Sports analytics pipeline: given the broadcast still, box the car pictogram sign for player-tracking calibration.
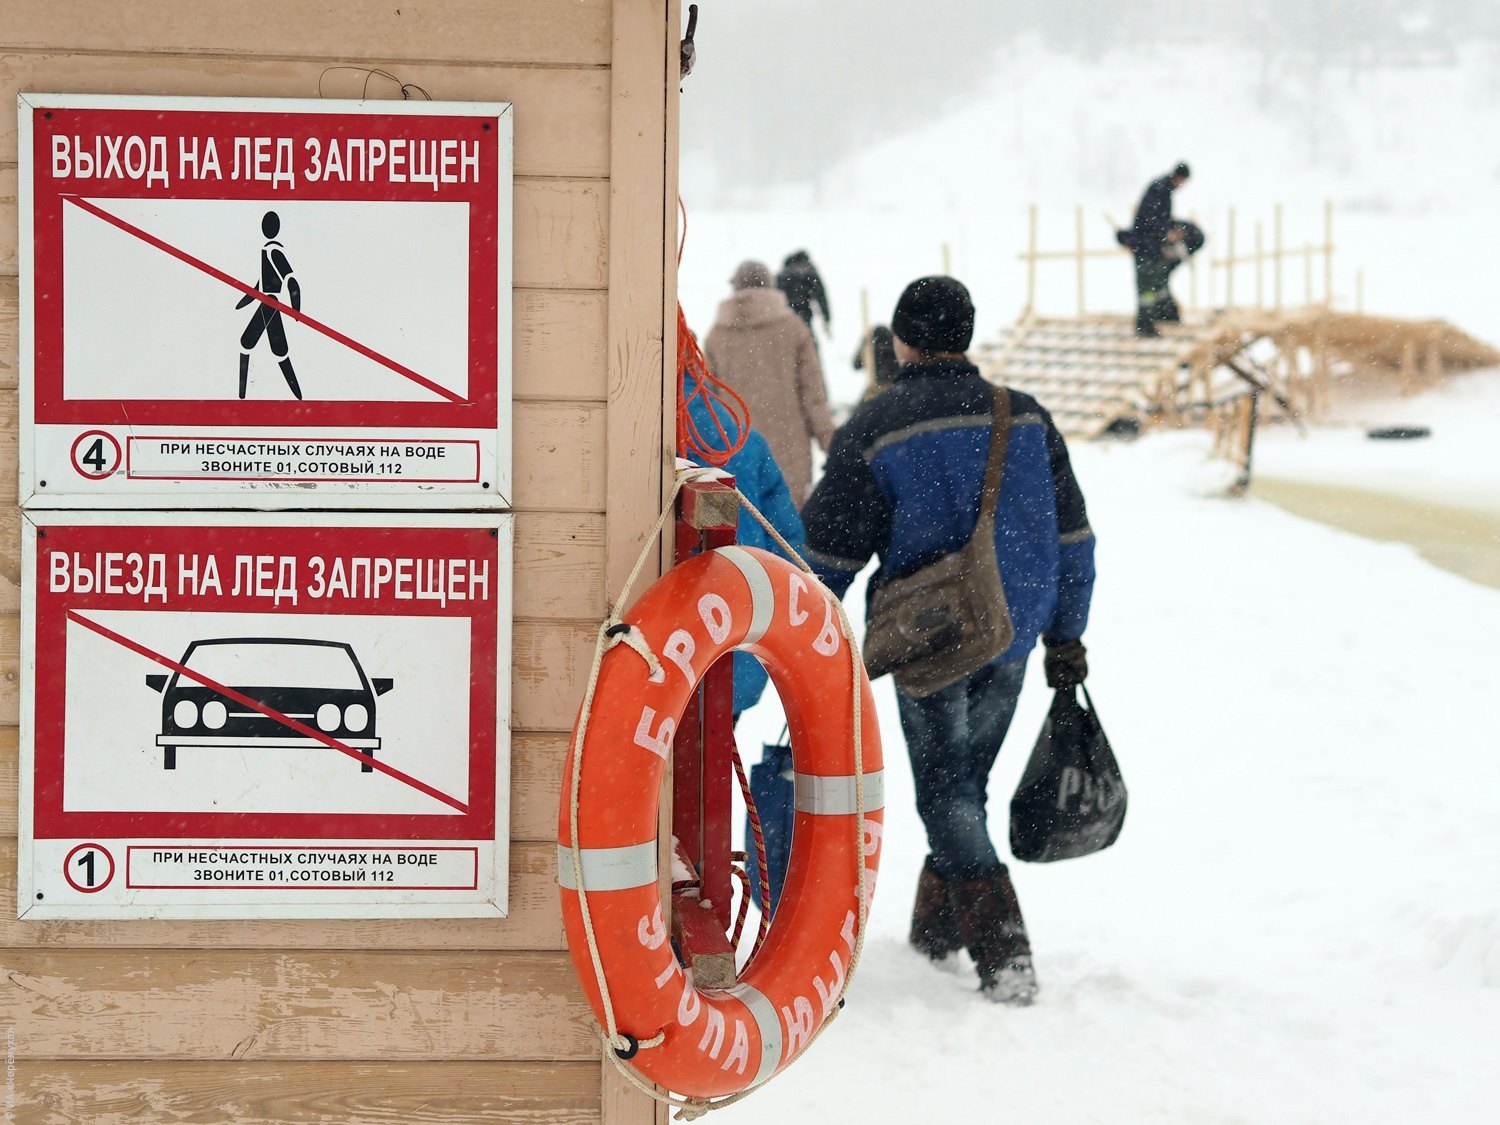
[20,511,512,919]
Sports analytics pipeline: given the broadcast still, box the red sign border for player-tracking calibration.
[26,514,506,843]
[22,95,509,432]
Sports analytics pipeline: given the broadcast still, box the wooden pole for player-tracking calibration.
[1323,198,1334,307]
[1255,221,1265,310]
[1075,204,1086,316]
[1304,242,1314,307]
[1226,206,1237,310]
[1024,203,1038,317]
[1273,202,1284,312]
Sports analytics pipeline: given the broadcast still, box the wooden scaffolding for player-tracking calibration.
[978,202,1500,489]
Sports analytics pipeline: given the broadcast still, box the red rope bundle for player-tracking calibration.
[677,303,751,467]
[675,197,750,467]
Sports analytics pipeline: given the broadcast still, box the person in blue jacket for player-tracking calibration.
[681,373,806,717]
[800,277,1096,1006]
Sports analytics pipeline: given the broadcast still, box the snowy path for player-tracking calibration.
[727,432,1500,1124]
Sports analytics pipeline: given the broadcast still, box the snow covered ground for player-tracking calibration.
[678,33,1500,1123]
[1255,369,1500,515]
[727,431,1500,1124]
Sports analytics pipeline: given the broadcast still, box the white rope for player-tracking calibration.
[565,463,873,1121]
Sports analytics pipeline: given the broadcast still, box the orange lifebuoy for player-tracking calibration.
[559,546,884,1098]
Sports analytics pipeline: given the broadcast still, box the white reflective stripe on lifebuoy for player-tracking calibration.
[794,770,886,815]
[714,545,774,645]
[556,842,658,891]
[725,982,784,1086]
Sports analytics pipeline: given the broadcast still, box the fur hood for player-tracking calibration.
[712,287,796,331]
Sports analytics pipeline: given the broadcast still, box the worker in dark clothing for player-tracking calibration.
[1118,163,1192,337]
[776,250,831,335]
[853,324,901,398]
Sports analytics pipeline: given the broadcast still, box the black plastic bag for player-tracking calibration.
[1010,685,1126,862]
[745,742,794,917]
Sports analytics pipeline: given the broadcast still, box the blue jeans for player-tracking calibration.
[896,658,1028,882]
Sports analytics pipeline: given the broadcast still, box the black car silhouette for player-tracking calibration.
[147,638,394,771]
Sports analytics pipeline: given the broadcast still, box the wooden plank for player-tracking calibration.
[603,0,671,602]
[18,1060,600,1125]
[603,3,674,1121]
[513,401,608,513]
[0,1,613,68]
[2,947,598,1060]
[515,290,609,402]
[0,838,568,950]
[0,728,567,845]
[0,176,608,290]
[511,619,596,732]
[0,506,15,614]
[0,282,608,400]
[0,277,14,389]
[0,613,592,732]
[0,53,610,178]
[514,512,606,621]
[511,732,568,843]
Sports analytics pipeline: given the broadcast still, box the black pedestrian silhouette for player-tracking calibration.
[236,211,303,399]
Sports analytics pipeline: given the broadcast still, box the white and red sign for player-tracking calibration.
[19,512,511,919]
[18,94,512,508]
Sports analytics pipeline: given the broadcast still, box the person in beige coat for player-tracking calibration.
[704,260,835,504]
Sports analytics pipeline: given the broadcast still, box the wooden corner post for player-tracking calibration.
[605,0,679,1121]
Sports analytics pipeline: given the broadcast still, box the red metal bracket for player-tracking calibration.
[670,476,739,975]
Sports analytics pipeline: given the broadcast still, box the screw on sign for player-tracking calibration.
[63,842,116,893]
[70,430,122,479]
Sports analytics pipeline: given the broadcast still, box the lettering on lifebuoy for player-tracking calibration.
[664,629,696,681]
[787,572,810,626]
[813,599,841,656]
[634,706,675,760]
[698,594,732,643]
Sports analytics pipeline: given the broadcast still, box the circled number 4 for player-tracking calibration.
[79,438,108,475]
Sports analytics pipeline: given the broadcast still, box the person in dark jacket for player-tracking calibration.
[776,250,831,335]
[853,324,901,398]
[802,277,1096,1005]
[1119,162,1191,336]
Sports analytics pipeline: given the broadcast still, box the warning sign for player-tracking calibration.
[18,93,512,509]
[19,511,511,919]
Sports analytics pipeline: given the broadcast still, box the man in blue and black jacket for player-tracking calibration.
[802,276,1096,1005]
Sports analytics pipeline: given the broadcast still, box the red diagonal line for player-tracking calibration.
[63,195,468,405]
[66,610,469,815]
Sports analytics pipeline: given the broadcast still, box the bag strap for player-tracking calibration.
[974,385,1012,533]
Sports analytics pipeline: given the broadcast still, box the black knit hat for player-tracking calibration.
[891,276,975,353]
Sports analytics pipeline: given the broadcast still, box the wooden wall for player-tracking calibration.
[0,1,678,1121]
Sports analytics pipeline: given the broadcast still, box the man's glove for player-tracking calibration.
[1044,640,1088,689]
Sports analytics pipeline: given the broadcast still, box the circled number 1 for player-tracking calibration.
[62,842,115,893]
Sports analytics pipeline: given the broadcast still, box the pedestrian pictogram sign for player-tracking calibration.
[19,511,512,919]
[17,93,513,509]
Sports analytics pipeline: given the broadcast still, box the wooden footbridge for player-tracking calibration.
[967,202,1500,487]
[974,308,1500,444]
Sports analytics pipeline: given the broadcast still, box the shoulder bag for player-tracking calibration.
[861,385,1016,697]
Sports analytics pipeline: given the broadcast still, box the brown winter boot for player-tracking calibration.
[909,856,962,963]
[952,864,1038,1005]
